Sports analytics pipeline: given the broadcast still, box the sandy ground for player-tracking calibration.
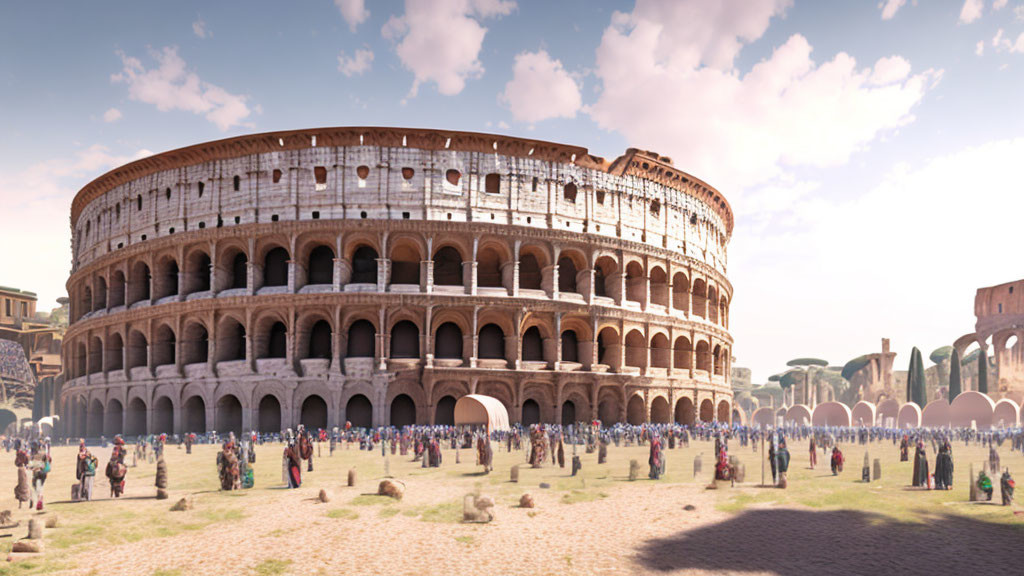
[0,438,1021,576]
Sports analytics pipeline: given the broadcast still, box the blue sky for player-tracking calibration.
[2,0,1023,382]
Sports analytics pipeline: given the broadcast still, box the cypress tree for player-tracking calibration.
[907,347,927,408]
[948,349,962,401]
[977,347,989,395]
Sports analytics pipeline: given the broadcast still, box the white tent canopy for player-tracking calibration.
[454,394,510,432]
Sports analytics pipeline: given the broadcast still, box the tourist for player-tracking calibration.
[476,433,493,473]
[776,438,791,488]
[283,439,302,488]
[933,441,954,490]
[76,445,97,501]
[977,469,994,501]
[106,437,128,498]
[809,437,817,469]
[830,445,844,476]
[988,445,1000,474]
[648,435,664,480]
[900,435,909,462]
[912,440,929,488]
[1000,469,1015,506]
[217,441,240,490]
[27,441,51,510]
[714,438,730,481]
[14,445,29,508]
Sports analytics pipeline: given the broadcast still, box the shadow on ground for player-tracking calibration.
[636,508,1024,575]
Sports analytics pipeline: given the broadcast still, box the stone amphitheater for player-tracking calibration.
[59,127,735,437]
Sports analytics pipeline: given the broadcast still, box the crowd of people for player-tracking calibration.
[6,420,1022,507]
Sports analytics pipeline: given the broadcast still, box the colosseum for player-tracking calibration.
[59,127,734,437]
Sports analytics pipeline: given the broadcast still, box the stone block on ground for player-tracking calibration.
[318,489,330,503]
[26,519,42,540]
[43,516,59,529]
[11,540,43,553]
[170,497,193,512]
[873,459,882,481]
[156,489,169,500]
[378,479,404,500]
[510,465,519,483]
[629,460,640,481]
[347,469,357,487]
[463,494,495,523]
[519,493,535,508]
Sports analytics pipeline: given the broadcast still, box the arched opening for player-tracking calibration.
[561,330,579,363]
[717,401,730,423]
[598,396,619,424]
[624,330,646,369]
[230,252,248,290]
[307,245,334,285]
[433,246,463,286]
[183,323,209,365]
[675,397,695,425]
[651,396,670,423]
[557,256,579,293]
[518,251,543,290]
[263,247,289,287]
[390,394,416,427]
[308,320,332,359]
[0,410,14,435]
[126,397,146,436]
[258,395,282,433]
[563,182,577,203]
[484,173,500,194]
[216,395,243,435]
[650,333,670,369]
[94,277,107,311]
[87,398,104,437]
[351,246,378,284]
[300,395,328,430]
[649,267,668,307]
[692,279,707,319]
[627,395,645,425]
[522,326,543,362]
[104,333,124,372]
[625,261,644,304]
[597,327,620,369]
[154,258,179,300]
[216,318,246,362]
[390,243,420,285]
[347,320,376,358]
[435,395,456,425]
[88,336,103,375]
[74,341,86,378]
[109,270,126,308]
[594,256,618,300]
[389,321,420,358]
[699,399,714,422]
[346,394,373,428]
[713,344,723,376]
[522,399,540,426]
[561,400,576,424]
[152,324,176,367]
[696,341,711,372]
[80,286,92,318]
[154,396,173,435]
[672,272,689,313]
[478,324,505,359]
[128,262,151,304]
[127,330,148,370]
[184,396,206,433]
[105,399,123,436]
[477,246,505,288]
[263,321,287,359]
[435,323,463,359]
[674,337,693,370]
[185,251,212,294]
[708,287,719,324]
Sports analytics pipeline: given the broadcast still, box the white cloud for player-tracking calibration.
[335,0,369,32]
[730,137,1024,381]
[993,0,1008,10]
[993,28,1024,52]
[192,17,211,38]
[501,50,581,123]
[976,39,985,55]
[382,0,516,97]
[588,0,938,193]
[959,0,983,23]
[111,47,253,131]
[0,145,152,310]
[102,107,122,122]
[1016,4,1024,19]
[337,48,374,76]
[879,0,906,20]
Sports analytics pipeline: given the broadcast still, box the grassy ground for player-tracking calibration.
[0,436,1018,575]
